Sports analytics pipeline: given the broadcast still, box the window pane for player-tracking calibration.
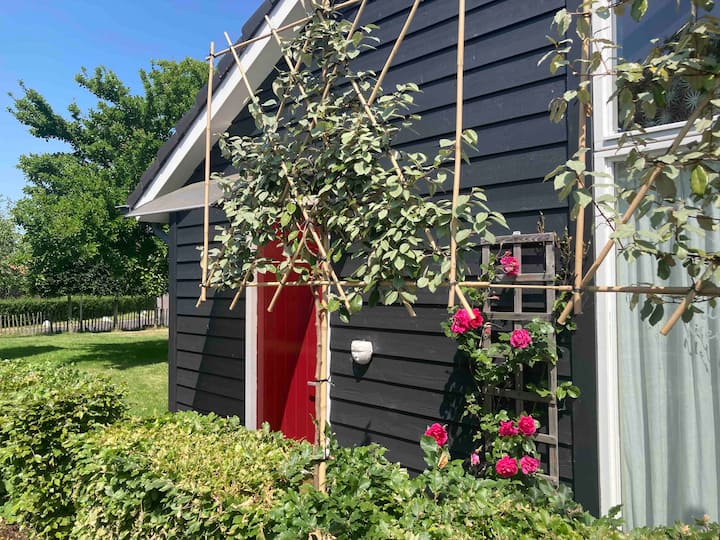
[615,1,720,128]
[615,165,720,528]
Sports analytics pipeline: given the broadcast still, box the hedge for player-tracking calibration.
[0,295,155,321]
[0,361,126,538]
[1,367,719,539]
[71,414,317,538]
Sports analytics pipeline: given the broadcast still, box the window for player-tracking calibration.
[616,1,720,128]
[592,2,720,529]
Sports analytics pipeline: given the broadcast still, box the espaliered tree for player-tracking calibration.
[9,59,206,297]
[206,10,505,317]
[544,0,720,329]
[202,3,503,490]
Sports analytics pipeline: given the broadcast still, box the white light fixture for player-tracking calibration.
[350,340,373,365]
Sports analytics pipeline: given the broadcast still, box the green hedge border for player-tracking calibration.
[0,296,155,321]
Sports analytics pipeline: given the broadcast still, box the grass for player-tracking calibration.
[0,329,168,417]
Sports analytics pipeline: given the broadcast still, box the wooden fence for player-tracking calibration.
[0,308,168,336]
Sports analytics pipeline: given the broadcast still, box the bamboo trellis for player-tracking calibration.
[193,0,720,490]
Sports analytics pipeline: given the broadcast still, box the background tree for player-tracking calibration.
[9,59,206,297]
[0,197,28,298]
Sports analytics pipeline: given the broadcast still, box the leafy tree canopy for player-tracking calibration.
[9,59,206,296]
[0,197,28,298]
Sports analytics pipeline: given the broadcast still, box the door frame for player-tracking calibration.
[244,282,258,429]
[243,275,331,432]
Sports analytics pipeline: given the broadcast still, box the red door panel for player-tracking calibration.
[256,241,316,441]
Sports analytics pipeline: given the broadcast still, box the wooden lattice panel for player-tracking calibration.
[481,232,560,483]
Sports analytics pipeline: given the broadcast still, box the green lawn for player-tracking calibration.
[0,329,168,417]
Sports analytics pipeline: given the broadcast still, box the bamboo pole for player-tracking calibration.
[557,87,719,324]
[367,0,422,106]
[268,224,309,312]
[448,0,467,312]
[660,265,715,335]
[314,234,331,494]
[229,265,256,311]
[210,0,364,59]
[229,279,720,297]
[198,42,215,306]
[571,0,591,316]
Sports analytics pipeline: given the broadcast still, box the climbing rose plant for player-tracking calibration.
[206,7,505,319]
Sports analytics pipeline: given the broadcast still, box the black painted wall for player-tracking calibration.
[163,0,599,514]
[169,207,246,418]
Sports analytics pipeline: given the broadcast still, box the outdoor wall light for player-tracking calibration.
[350,340,373,365]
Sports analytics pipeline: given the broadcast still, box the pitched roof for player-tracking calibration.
[127,0,302,214]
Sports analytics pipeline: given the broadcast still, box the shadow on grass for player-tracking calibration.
[0,346,61,361]
[58,339,168,371]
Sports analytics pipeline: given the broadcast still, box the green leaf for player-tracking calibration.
[349,293,363,313]
[691,165,708,196]
[384,290,399,305]
[631,0,648,21]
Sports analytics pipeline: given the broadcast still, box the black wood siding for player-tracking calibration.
[164,0,599,514]
[169,207,246,418]
[326,0,599,513]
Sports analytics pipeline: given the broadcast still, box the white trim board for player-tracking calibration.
[245,281,258,429]
[134,0,305,209]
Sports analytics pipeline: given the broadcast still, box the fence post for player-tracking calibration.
[113,297,119,331]
[67,295,72,333]
[78,296,84,333]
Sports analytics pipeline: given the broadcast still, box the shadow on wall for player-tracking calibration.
[441,349,476,458]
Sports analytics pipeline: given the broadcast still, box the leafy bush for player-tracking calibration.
[269,440,622,540]
[0,295,154,322]
[70,412,318,539]
[0,361,126,538]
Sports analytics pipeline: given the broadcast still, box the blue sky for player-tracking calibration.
[0,0,264,203]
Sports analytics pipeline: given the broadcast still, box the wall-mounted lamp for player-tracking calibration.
[350,340,373,365]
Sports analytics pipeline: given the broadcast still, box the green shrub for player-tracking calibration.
[0,295,155,322]
[0,361,126,538]
[70,412,318,539]
[268,441,623,540]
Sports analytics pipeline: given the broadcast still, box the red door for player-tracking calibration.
[256,242,317,441]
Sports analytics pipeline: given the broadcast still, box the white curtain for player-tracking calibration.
[616,171,720,528]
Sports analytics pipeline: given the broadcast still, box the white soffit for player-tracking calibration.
[126,179,223,223]
[134,0,304,209]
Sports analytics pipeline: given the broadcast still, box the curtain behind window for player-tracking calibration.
[616,169,720,528]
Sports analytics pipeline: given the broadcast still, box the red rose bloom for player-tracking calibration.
[498,420,519,437]
[509,328,532,349]
[450,308,483,334]
[495,455,518,478]
[520,455,540,475]
[424,423,448,446]
[470,452,480,466]
[500,251,520,276]
[517,415,536,437]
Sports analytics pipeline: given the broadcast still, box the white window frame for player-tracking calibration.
[590,7,704,516]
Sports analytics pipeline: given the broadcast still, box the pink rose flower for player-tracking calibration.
[520,455,540,475]
[470,452,480,466]
[500,251,520,276]
[498,420,519,437]
[509,328,532,349]
[495,455,518,478]
[424,423,448,447]
[450,308,484,334]
[517,415,537,437]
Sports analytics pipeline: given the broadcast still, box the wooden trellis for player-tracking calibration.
[191,0,720,491]
[481,233,560,483]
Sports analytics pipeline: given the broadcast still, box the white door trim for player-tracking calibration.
[244,282,258,429]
